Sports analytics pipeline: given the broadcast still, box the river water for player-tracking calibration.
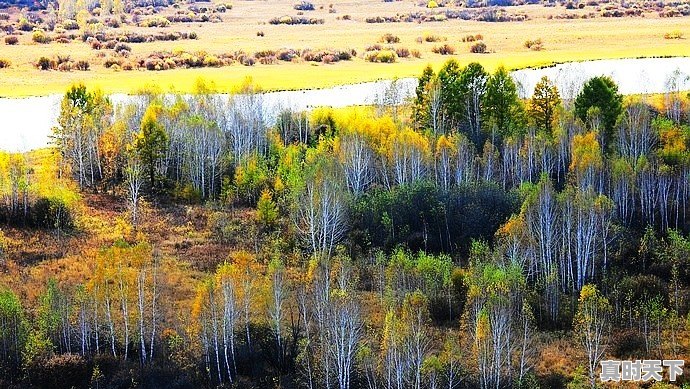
[1,57,689,152]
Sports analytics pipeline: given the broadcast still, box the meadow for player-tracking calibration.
[0,0,689,96]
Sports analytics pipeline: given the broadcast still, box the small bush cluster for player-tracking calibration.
[36,56,53,70]
[602,8,641,17]
[166,11,221,23]
[470,41,487,53]
[268,15,324,24]
[139,17,171,27]
[104,17,121,28]
[551,12,596,19]
[364,49,397,63]
[277,48,298,61]
[663,30,684,39]
[365,15,402,23]
[294,1,315,10]
[423,34,445,42]
[4,35,18,45]
[445,8,528,22]
[62,19,79,30]
[0,58,10,68]
[74,60,90,70]
[85,31,198,49]
[0,12,10,20]
[114,42,132,54]
[379,33,400,43]
[32,29,51,44]
[395,47,410,58]
[254,50,277,64]
[17,17,35,31]
[35,55,86,71]
[461,33,483,42]
[112,46,357,72]
[431,43,455,54]
[660,4,690,16]
[301,48,354,63]
[103,56,125,68]
[138,51,229,70]
[524,38,543,50]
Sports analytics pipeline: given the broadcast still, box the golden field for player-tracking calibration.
[0,0,689,96]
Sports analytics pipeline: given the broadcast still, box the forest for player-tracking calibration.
[0,60,689,388]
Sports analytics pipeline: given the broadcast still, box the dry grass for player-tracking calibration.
[0,0,689,96]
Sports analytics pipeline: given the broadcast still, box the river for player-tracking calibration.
[1,57,689,152]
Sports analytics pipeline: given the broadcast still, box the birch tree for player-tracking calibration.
[574,284,610,389]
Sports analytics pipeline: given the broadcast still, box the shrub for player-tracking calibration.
[365,49,397,63]
[203,54,222,67]
[36,56,54,70]
[254,49,276,58]
[31,197,73,229]
[144,57,164,70]
[269,15,323,24]
[140,17,170,27]
[27,354,89,389]
[32,29,51,44]
[664,30,684,39]
[241,56,255,66]
[427,0,438,7]
[105,17,120,28]
[423,34,444,42]
[103,56,123,68]
[462,33,483,42]
[0,12,9,20]
[75,60,89,70]
[208,211,240,244]
[395,47,410,58]
[114,42,131,53]
[432,43,455,54]
[294,1,315,10]
[524,38,543,50]
[410,49,421,58]
[56,54,71,64]
[174,183,202,204]
[257,30,264,37]
[4,36,18,45]
[17,18,34,31]
[0,59,10,68]
[470,41,487,53]
[277,48,298,61]
[90,39,102,49]
[62,19,79,30]
[379,33,400,43]
[57,61,72,71]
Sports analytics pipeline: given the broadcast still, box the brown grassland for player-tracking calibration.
[0,0,689,96]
